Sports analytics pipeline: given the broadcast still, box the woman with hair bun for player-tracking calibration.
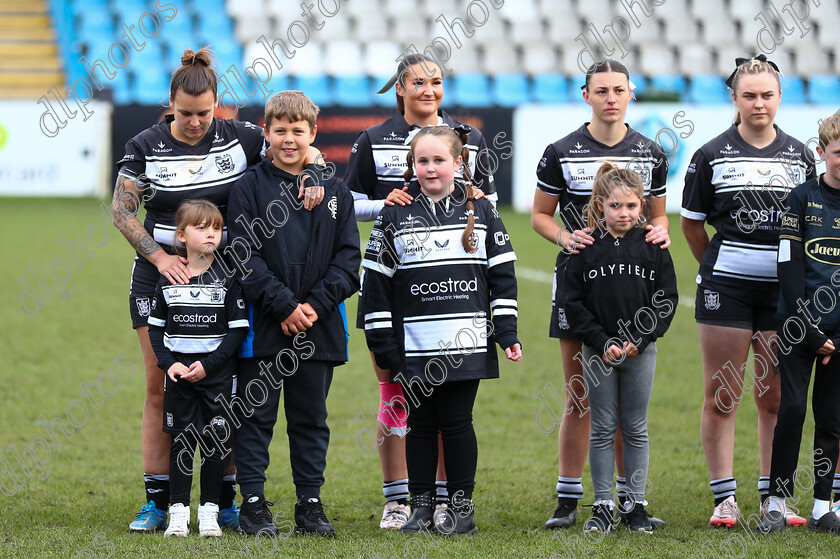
[112,46,321,532]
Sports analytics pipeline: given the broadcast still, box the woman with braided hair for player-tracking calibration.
[361,125,521,535]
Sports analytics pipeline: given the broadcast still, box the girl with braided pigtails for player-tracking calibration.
[362,126,521,535]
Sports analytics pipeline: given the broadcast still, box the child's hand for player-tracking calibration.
[300,302,319,325]
[504,343,522,361]
[602,344,624,363]
[281,304,313,336]
[817,339,836,365]
[563,228,594,254]
[645,224,671,249]
[180,361,207,383]
[167,363,189,383]
[385,187,413,206]
[622,341,640,358]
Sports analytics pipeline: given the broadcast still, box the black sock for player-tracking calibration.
[220,474,237,509]
[714,494,734,506]
[144,474,170,510]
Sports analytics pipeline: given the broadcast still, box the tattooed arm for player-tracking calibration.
[110,175,190,285]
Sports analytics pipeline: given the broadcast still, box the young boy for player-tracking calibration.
[227,90,361,537]
[757,109,840,534]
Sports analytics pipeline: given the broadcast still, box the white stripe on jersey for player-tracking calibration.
[710,156,807,194]
[228,319,249,329]
[712,240,778,281]
[144,143,249,191]
[365,311,392,320]
[365,320,393,330]
[163,333,225,354]
[680,208,707,221]
[403,314,488,355]
[488,252,517,268]
[557,156,662,197]
[394,226,487,266]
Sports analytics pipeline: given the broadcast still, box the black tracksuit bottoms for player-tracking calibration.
[234,357,333,498]
[769,337,840,502]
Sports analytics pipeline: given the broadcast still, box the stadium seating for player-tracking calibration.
[42,0,840,105]
[807,75,840,104]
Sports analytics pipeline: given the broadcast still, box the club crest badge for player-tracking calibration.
[557,308,570,330]
[215,154,234,174]
[704,290,720,311]
[136,297,151,317]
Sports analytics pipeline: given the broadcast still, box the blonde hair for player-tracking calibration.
[264,90,319,130]
[404,126,477,253]
[818,109,840,151]
[729,59,781,125]
[170,47,217,100]
[585,162,646,231]
[174,199,224,255]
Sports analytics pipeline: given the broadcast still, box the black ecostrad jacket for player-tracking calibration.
[563,226,679,355]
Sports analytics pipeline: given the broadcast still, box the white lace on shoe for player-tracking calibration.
[380,501,411,529]
[709,496,739,527]
[164,503,190,537]
[198,502,222,537]
[433,503,449,529]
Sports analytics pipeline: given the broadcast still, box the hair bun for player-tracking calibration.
[180,47,212,67]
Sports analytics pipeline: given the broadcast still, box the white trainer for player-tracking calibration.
[197,502,222,537]
[380,501,411,529]
[164,503,190,537]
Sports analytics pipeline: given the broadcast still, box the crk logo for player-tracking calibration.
[215,154,234,174]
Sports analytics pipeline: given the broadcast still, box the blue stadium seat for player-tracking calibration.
[532,73,568,103]
[196,11,234,38]
[630,76,650,98]
[111,72,135,105]
[649,74,687,98]
[492,73,530,107]
[452,73,492,107]
[807,75,840,104]
[71,0,109,18]
[157,12,195,50]
[134,65,169,104]
[568,79,587,104]
[779,76,806,104]
[293,75,332,106]
[260,75,290,99]
[371,74,394,107]
[211,39,243,72]
[687,75,729,104]
[77,11,114,43]
[334,75,371,107]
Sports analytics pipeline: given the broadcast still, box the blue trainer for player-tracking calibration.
[129,500,168,533]
[219,503,240,529]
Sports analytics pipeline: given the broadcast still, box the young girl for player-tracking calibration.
[530,59,670,530]
[680,55,815,527]
[564,163,678,532]
[345,53,497,529]
[362,126,521,535]
[147,199,249,537]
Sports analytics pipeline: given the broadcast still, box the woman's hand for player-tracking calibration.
[645,224,671,249]
[505,343,522,361]
[622,341,640,358]
[562,228,595,254]
[602,344,624,363]
[155,253,191,285]
[470,186,486,200]
[817,339,836,365]
[385,187,413,206]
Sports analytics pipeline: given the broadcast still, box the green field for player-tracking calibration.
[1,199,838,558]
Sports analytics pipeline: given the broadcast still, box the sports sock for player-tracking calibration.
[556,476,583,501]
[710,477,736,506]
[144,473,170,510]
[384,478,409,504]
[220,474,237,509]
[813,498,830,519]
[615,476,627,500]
[767,495,785,514]
[758,476,770,505]
[833,474,840,503]
[435,480,449,504]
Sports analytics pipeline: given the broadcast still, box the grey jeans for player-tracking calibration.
[582,342,657,503]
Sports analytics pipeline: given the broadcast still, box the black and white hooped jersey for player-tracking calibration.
[148,259,249,355]
[344,110,497,204]
[681,124,815,286]
[361,191,518,382]
[536,124,668,231]
[116,116,266,249]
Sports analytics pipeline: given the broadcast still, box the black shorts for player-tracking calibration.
[694,280,778,332]
[129,254,163,329]
[549,252,579,340]
[163,359,237,435]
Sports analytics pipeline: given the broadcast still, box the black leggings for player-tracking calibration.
[169,429,228,506]
[406,379,480,500]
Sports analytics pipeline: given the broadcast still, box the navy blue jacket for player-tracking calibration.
[228,159,361,363]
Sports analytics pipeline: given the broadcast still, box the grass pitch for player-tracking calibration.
[0,198,838,558]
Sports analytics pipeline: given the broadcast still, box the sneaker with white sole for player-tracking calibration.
[164,503,190,537]
[380,501,411,530]
[198,503,222,537]
[709,496,739,528]
[129,500,168,533]
[760,500,806,527]
[584,501,614,532]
